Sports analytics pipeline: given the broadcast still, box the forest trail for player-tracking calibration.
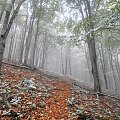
[0,64,120,120]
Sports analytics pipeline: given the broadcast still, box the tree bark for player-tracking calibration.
[84,0,101,92]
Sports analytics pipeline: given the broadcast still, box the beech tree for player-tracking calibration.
[0,0,26,74]
[66,0,101,92]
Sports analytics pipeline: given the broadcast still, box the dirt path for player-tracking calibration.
[0,64,72,120]
[0,64,120,120]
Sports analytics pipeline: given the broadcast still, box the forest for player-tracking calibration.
[0,0,120,119]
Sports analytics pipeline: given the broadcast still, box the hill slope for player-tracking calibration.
[0,64,120,120]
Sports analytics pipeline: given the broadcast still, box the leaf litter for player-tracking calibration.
[0,64,120,120]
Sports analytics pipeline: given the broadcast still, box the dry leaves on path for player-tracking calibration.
[0,64,120,120]
[0,64,72,120]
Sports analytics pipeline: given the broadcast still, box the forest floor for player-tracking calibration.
[0,64,120,120]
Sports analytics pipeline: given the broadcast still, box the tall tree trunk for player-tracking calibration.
[41,33,48,69]
[83,42,93,83]
[30,0,43,67]
[35,42,42,67]
[7,18,18,61]
[60,46,64,75]
[31,17,40,67]
[87,38,101,92]
[84,0,101,92]
[68,46,71,75]
[65,47,68,75]
[24,10,35,65]
[97,42,108,89]
[79,0,101,92]
[108,46,117,92]
[19,4,28,64]
[114,53,120,81]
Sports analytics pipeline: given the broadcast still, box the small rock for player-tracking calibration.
[21,78,35,86]
[39,101,46,108]
[29,78,35,85]
[10,98,20,105]
[2,110,11,116]
[28,84,36,90]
